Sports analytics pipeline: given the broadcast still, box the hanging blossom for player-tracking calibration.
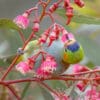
[15,59,34,75]
[84,88,100,100]
[13,13,29,29]
[76,81,87,91]
[72,64,89,73]
[36,55,57,78]
[32,21,40,32]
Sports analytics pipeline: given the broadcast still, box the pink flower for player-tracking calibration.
[85,89,100,100]
[32,22,40,32]
[73,64,89,73]
[36,67,51,78]
[36,56,57,78]
[13,13,29,29]
[16,61,32,75]
[76,81,86,91]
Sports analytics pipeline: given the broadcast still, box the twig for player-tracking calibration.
[7,85,21,100]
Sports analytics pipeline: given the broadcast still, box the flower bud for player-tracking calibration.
[65,6,73,25]
[74,0,85,8]
[76,81,87,91]
[38,34,48,44]
[49,3,58,13]
[16,61,32,75]
[48,31,57,46]
[13,13,29,29]
[73,64,89,73]
[32,22,40,32]
[64,0,70,8]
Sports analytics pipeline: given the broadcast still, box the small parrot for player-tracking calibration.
[62,33,84,64]
[16,40,39,63]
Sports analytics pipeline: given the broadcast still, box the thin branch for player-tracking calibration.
[45,12,55,23]
[1,55,20,80]
[18,30,26,43]
[39,0,51,21]
[39,81,59,97]
[4,76,90,85]
[61,69,100,76]
[7,85,21,100]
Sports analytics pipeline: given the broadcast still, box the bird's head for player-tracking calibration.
[64,39,76,47]
[63,33,76,47]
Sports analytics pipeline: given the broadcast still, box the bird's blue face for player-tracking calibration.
[65,41,80,52]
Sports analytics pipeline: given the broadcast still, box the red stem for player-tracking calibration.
[26,7,38,14]
[0,82,20,100]
[5,78,36,84]
[39,0,51,21]
[1,55,20,80]
[61,69,100,76]
[40,82,59,97]
[7,85,21,100]
[45,12,54,23]
[4,76,100,85]
[18,30,26,43]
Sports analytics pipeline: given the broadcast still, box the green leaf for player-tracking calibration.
[21,82,31,100]
[49,80,66,90]
[75,25,100,65]
[0,18,20,30]
[0,29,22,61]
[76,34,100,65]
[72,14,100,24]
[39,86,54,100]
[56,9,100,25]
[0,59,11,67]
